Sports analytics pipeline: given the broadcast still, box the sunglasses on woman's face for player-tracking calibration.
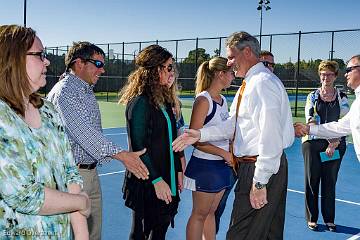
[161,64,174,73]
[86,59,105,68]
[27,51,48,62]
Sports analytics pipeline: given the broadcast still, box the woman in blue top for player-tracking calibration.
[302,60,350,232]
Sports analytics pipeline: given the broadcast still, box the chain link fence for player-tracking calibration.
[43,29,360,115]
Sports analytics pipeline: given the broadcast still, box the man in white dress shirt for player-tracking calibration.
[295,55,360,161]
[173,31,294,240]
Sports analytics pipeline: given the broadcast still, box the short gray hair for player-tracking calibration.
[349,54,360,63]
[225,31,260,57]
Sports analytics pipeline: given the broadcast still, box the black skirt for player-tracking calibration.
[122,170,180,233]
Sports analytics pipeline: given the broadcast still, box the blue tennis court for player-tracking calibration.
[99,127,360,240]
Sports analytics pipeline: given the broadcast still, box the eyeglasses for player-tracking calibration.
[319,72,335,78]
[85,59,105,68]
[261,61,275,68]
[27,51,47,61]
[161,64,174,73]
[345,65,360,74]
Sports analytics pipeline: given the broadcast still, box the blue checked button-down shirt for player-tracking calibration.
[47,73,122,165]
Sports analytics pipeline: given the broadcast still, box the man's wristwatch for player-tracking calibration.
[254,182,266,190]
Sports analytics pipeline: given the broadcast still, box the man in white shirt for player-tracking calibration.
[295,55,360,161]
[173,31,294,240]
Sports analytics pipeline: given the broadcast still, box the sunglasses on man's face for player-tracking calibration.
[161,64,174,73]
[345,65,360,74]
[86,59,105,68]
[261,61,275,68]
[27,51,48,62]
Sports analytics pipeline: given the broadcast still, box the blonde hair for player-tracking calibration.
[195,56,230,95]
[119,45,176,108]
[0,24,43,117]
[318,60,339,76]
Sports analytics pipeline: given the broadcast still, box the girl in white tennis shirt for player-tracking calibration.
[184,56,234,240]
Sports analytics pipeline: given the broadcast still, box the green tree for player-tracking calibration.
[332,58,346,70]
[183,48,210,64]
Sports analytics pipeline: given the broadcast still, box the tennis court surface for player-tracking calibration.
[99,127,360,240]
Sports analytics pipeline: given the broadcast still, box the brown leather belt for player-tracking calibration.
[78,162,97,170]
[233,155,258,163]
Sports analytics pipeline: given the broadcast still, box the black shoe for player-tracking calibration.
[307,222,318,231]
[326,223,336,232]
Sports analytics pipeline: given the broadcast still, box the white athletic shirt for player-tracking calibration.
[192,91,230,160]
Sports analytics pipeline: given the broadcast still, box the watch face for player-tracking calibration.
[255,182,265,189]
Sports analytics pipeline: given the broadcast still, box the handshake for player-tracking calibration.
[294,122,310,138]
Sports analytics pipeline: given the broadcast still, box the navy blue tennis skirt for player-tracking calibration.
[184,155,233,193]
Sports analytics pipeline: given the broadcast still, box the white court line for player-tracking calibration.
[100,170,360,239]
[98,170,125,176]
[98,170,360,207]
[347,233,360,240]
[104,133,127,136]
[103,127,123,130]
[287,188,360,206]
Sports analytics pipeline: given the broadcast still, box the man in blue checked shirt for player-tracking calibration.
[47,41,149,240]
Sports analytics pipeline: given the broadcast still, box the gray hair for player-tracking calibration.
[225,31,260,57]
[349,54,360,63]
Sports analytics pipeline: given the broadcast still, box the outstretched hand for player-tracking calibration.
[172,129,201,152]
[115,149,149,180]
[293,122,309,137]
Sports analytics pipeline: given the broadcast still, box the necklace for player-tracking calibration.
[320,87,336,102]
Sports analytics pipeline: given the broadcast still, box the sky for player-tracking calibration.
[1,0,360,63]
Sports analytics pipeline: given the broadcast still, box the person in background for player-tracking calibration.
[119,45,183,240]
[0,24,89,239]
[167,62,186,188]
[301,60,349,232]
[184,56,234,240]
[295,55,360,162]
[259,50,275,72]
[47,41,149,240]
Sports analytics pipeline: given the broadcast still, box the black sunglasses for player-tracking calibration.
[27,51,47,61]
[261,61,275,68]
[161,64,174,73]
[85,59,105,68]
[345,65,360,74]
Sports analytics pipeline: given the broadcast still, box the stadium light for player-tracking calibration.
[257,0,271,48]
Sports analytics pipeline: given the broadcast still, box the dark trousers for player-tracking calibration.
[215,170,237,233]
[302,139,346,223]
[129,211,170,240]
[226,153,288,240]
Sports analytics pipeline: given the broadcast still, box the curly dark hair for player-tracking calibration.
[119,45,175,108]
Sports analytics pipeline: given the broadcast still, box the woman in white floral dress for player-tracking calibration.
[0,25,90,239]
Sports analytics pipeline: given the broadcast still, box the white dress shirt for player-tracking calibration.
[200,62,294,184]
[310,85,360,161]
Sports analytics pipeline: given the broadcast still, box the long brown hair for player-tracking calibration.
[119,45,175,108]
[0,24,43,117]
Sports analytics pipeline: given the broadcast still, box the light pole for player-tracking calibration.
[257,0,271,49]
[23,0,27,27]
